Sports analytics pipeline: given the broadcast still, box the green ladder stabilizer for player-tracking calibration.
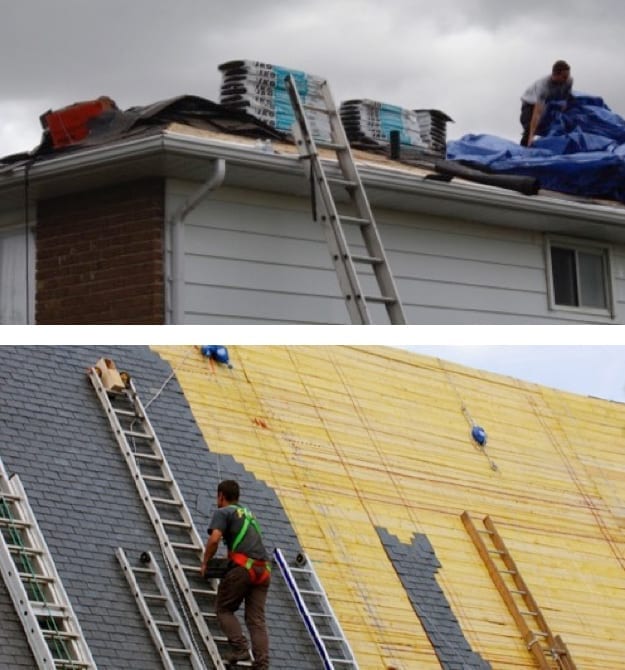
[462,512,578,670]
[88,363,248,670]
[274,548,359,669]
[0,456,97,670]
[116,548,206,670]
[285,73,407,325]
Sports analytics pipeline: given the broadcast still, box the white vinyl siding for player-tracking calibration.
[166,179,625,324]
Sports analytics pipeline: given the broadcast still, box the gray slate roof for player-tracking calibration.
[0,346,321,669]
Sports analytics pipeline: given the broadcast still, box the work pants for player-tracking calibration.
[520,102,534,146]
[217,565,270,669]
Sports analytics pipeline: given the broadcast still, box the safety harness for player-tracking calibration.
[228,505,271,585]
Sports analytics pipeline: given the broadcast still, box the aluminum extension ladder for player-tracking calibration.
[88,365,237,670]
[461,512,577,670]
[285,73,406,325]
[0,456,97,670]
[116,548,205,670]
[274,548,358,669]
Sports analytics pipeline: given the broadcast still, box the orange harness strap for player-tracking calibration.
[229,552,271,585]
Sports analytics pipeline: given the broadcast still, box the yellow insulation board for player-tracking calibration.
[154,345,625,670]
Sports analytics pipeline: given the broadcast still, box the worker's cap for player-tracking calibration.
[552,60,570,74]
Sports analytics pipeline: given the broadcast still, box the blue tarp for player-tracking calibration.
[446,95,625,202]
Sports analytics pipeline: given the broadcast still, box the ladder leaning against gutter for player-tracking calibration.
[285,73,406,325]
[0,456,97,670]
[88,362,238,670]
[461,511,577,670]
[274,548,359,669]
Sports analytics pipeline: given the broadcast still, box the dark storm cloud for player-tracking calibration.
[2,0,625,155]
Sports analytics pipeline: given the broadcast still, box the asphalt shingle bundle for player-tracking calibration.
[340,99,453,157]
[218,59,332,141]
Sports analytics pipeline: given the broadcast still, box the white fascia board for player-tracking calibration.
[3,130,625,237]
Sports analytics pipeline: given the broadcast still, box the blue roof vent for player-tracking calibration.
[471,425,487,447]
[200,345,233,368]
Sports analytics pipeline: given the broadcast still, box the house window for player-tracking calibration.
[0,227,31,324]
[547,239,612,314]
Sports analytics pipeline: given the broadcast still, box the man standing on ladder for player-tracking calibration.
[200,480,271,669]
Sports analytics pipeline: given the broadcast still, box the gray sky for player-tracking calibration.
[2,1,625,157]
[405,345,625,403]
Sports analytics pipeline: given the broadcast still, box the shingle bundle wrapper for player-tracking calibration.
[219,60,331,142]
[340,99,453,158]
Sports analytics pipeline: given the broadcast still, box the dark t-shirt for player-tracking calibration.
[209,504,269,560]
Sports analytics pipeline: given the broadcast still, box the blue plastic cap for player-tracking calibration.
[471,425,487,446]
[200,345,231,365]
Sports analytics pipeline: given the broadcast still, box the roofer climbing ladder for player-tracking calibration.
[88,358,240,670]
[461,511,577,670]
[0,455,97,670]
[285,74,406,325]
[274,548,359,669]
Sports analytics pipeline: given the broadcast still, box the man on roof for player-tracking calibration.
[520,60,574,147]
[200,479,271,669]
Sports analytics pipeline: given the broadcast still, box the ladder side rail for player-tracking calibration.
[318,81,407,326]
[0,525,61,669]
[553,635,578,670]
[286,76,371,325]
[0,472,97,669]
[273,548,335,670]
[296,552,358,666]
[116,548,207,670]
[482,516,559,649]
[461,512,552,670]
[125,378,205,550]
[89,371,227,670]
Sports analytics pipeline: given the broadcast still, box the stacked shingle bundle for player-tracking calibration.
[414,109,454,157]
[340,99,452,158]
[218,60,331,141]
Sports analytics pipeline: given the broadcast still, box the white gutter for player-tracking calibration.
[167,157,225,324]
[3,130,625,233]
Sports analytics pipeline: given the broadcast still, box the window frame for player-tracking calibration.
[545,235,615,319]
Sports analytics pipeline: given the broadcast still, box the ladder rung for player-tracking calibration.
[511,589,527,595]
[19,572,54,584]
[488,549,506,555]
[299,589,324,596]
[154,619,180,629]
[143,475,172,484]
[499,569,517,575]
[133,452,162,463]
[8,543,42,556]
[0,517,29,529]
[113,408,138,417]
[521,610,538,617]
[165,647,191,656]
[0,491,21,502]
[31,602,67,617]
[338,215,371,226]
[124,429,153,440]
[143,593,167,602]
[316,140,348,152]
[350,254,383,265]
[302,103,330,114]
[41,629,78,641]
[170,542,198,551]
[364,294,397,305]
[162,519,191,529]
[151,496,182,507]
